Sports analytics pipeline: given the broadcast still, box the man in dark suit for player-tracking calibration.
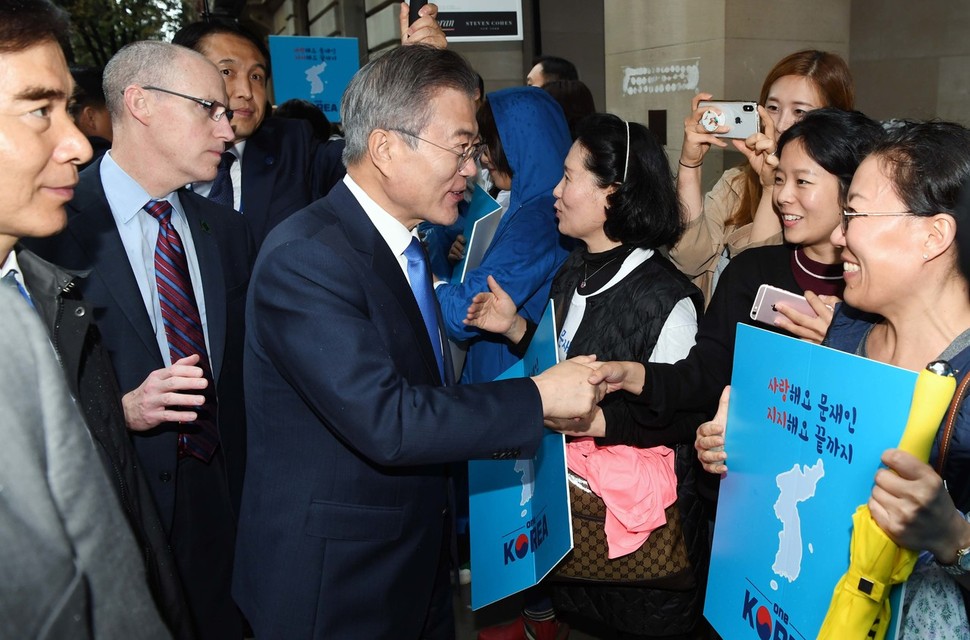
[234,44,605,639]
[27,40,253,640]
[171,21,342,245]
[171,3,448,246]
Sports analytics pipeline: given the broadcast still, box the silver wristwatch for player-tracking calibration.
[940,511,970,576]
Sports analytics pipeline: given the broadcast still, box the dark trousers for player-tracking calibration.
[172,451,243,640]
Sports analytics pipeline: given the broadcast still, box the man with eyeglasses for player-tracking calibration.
[234,44,608,639]
[172,4,446,246]
[26,40,254,639]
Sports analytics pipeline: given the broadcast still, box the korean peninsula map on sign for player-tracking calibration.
[467,302,573,610]
[771,461,824,584]
[267,36,359,122]
[705,325,918,640]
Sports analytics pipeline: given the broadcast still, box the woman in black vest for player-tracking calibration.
[468,113,706,639]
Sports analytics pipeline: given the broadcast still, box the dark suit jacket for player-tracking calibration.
[25,158,255,530]
[233,181,543,639]
[240,117,345,246]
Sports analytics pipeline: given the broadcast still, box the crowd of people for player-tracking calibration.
[2,0,970,638]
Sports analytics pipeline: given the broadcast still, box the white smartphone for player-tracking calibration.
[750,284,817,325]
[697,100,760,139]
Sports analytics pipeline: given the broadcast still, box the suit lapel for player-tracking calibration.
[240,124,275,231]
[69,167,160,361]
[181,191,227,384]
[328,183,443,384]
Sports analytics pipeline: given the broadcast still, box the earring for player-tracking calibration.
[923,253,930,260]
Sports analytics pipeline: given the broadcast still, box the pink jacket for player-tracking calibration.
[566,438,678,559]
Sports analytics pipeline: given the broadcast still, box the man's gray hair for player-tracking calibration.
[341,44,478,166]
[103,41,206,118]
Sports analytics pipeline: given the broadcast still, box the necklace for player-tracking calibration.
[794,247,842,281]
[580,257,619,290]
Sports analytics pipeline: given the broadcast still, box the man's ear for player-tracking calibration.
[124,85,152,126]
[368,128,395,177]
[81,105,97,129]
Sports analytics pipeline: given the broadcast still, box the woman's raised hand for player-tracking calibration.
[733,105,778,187]
[680,92,729,168]
[774,292,839,344]
[463,275,521,339]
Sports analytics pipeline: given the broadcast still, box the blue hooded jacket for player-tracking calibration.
[435,86,572,383]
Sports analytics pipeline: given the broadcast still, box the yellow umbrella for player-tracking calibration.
[818,361,956,640]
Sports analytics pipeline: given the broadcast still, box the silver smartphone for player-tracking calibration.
[697,100,760,139]
[750,284,817,325]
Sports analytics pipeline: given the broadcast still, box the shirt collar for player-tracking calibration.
[101,150,183,222]
[1,249,22,279]
[343,174,415,257]
[229,139,246,161]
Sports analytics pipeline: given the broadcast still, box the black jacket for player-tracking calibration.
[545,249,710,636]
[17,247,194,640]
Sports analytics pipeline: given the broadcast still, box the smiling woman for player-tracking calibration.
[585,110,884,496]
[465,112,706,637]
[671,50,855,304]
[703,121,970,638]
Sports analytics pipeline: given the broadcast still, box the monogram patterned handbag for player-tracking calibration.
[551,478,693,589]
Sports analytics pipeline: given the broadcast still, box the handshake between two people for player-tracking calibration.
[464,274,633,437]
[531,356,630,437]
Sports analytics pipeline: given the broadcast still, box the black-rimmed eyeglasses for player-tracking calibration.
[840,210,916,235]
[392,129,485,172]
[141,86,234,122]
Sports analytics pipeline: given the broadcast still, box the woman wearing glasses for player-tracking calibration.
[699,122,970,637]
[434,86,572,384]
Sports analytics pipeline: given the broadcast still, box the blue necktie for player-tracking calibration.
[403,237,446,383]
[2,269,34,308]
[207,151,236,209]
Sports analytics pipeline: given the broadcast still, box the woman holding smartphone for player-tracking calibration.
[671,49,854,304]
[698,121,970,639]
[588,109,883,443]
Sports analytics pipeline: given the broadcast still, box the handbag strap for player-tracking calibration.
[936,371,970,476]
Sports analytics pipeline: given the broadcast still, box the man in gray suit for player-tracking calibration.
[0,285,170,639]
[0,1,178,636]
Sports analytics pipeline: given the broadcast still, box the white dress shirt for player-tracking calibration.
[343,174,417,285]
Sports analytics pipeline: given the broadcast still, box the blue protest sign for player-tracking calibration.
[468,301,572,609]
[267,36,359,122]
[452,184,502,283]
[705,324,915,639]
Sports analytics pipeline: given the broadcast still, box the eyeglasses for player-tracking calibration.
[840,210,916,235]
[392,129,485,172]
[141,86,234,122]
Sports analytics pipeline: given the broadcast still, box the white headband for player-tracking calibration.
[622,119,630,183]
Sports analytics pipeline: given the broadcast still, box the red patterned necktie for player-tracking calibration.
[145,199,219,461]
